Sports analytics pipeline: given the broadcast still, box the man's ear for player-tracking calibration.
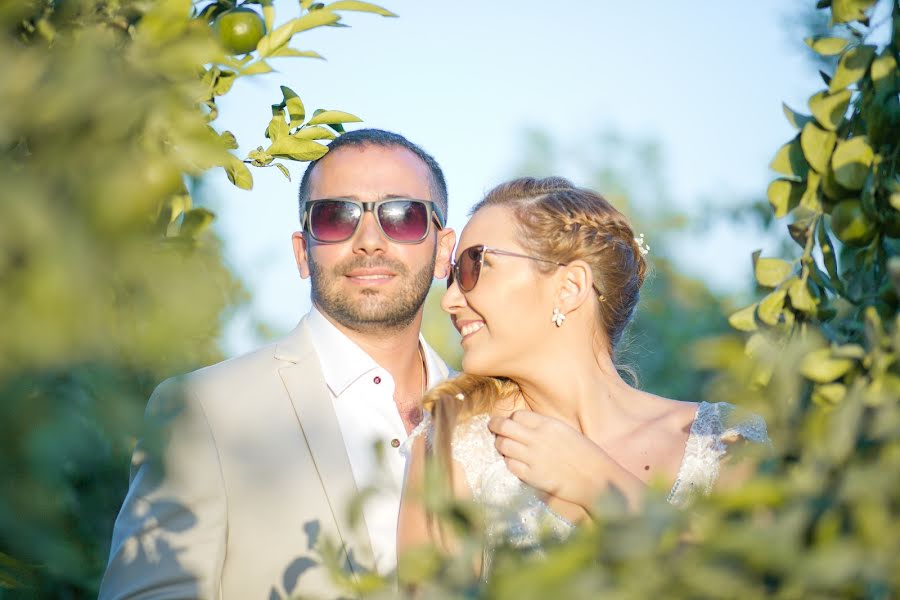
[557,259,594,313]
[434,227,456,279]
[292,231,311,279]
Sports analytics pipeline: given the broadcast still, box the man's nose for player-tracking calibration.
[352,210,388,254]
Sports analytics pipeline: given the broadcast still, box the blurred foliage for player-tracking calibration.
[0,0,392,595]
[349,1,900,598]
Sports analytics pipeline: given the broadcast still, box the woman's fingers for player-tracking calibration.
[488,416,532,441]
[494,435,529,461]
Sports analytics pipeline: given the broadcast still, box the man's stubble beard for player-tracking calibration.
[309,251,437,335]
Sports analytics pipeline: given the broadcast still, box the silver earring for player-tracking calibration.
[551,307,566,327]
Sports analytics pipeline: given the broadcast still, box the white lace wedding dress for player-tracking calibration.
[404,401,769,577]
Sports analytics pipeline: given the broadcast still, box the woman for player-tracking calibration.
[397,177,768,577]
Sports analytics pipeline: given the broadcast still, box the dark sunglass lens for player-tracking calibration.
[309,201,360,242]
[377,200,429,242]
[459,246,483,291]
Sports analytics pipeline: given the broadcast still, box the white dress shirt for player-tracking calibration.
[306,307,448,574]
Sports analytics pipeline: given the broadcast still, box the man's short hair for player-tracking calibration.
[297,128,448,226]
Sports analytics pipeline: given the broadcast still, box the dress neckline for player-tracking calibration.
[666,400,709,502]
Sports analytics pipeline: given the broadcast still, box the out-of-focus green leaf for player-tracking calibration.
[290,9,342,34]
[831,136,874,190]
[800,122,837,174]
[828,44,876,92]
[257,19,295,57]
[871,51,898,92]
[267,47,324,59]
[326,0,398,16]
[830,0,877,23]
[220,130,238,150]
[812,382,847,405]
[783,103,814,130]
[800,348,855,382]
[808,89,851,131]
[179,208,215,238]
[758,288,787,326]
[805,36,849,55]
[241,60,273,75]
[307,109,363,125]
[728,304,758,332]
[266,112,289,141]
[755,258,793,288]
[767,178,804,218]
[770,136,809,180]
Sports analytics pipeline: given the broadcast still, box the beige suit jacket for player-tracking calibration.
[100,316,438,599]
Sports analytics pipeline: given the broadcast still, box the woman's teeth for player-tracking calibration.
[460,322,484,337]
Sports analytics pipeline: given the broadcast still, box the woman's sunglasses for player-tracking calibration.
[302,198,445,244]
[448,244,607,297]
[447,245,567,292]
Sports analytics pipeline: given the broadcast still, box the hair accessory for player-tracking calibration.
[455,392,465,401]
[551,307,566,327]
[634,233,650,256]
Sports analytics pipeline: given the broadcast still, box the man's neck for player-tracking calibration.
[316,306,427,432]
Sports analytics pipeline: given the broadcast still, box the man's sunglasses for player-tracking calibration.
[448,244,607,297]
[302,198,445,244]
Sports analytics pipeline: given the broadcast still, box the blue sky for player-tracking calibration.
[209,1,824,354]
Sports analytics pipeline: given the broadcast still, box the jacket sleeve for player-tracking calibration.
[99,377,227,600]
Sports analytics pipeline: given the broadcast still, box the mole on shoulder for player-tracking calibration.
[644,465,650,471]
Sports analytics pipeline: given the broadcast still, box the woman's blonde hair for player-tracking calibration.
[423,176,648,495]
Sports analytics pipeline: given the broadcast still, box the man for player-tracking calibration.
[100,129,456,599]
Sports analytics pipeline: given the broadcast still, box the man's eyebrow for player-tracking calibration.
[312,194,430,201]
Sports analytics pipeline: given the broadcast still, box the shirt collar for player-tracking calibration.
[306,306,449,397]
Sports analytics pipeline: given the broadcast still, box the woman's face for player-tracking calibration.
[442,205,560,378]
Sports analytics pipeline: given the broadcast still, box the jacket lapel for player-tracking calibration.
[274,320,376,576]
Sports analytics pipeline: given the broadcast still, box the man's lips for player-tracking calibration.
[344,268,396,285]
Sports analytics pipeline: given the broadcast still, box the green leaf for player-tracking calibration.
[788,277,817,313]
[266,112,289,141]
[220,130,238,150]
[213,70,237,96]
[306,109,363,125]
[767,178,804,218]
[800,122,837,173]
[248,147,274,166]
[180,208,215,238]
[225,156,253,189]
[782,103,813,130]
[769,136,809,180]
[800,348,854,382]
[828,44,876,92]
[831,136,874,190]
[268,47,324,59]
[257,19,295,58]
[262,0,275,31]
[275,162,291,181]
[292,125,338,140]
[812,383,847,405]
[241,60,273,76]
[280,86,306,127]
[266,136,329,161]
[290,9,341,34]
[758,289,787,326]
[871,51,898,92]
[832,344,866,359]
[728,303,758,332]
[755,257,793,288]
[805,36,850,56]
[326,0,398,16]
[800,171,822,212]
[830,0,876,23]
[817,219,843,292]
[808,89,852,131]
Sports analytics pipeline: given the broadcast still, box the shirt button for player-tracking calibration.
[373,376,381,384]
[390,438,400,448]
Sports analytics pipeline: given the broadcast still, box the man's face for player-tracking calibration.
[292,145,455,334]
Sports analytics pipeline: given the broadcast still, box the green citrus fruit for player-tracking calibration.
[830,200,877,247]
[213,7,266,55]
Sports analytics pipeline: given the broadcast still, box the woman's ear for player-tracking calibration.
[434,227,456,279]
[557,259,594,313]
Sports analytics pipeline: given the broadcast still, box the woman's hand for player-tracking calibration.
[488,410,645,512]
